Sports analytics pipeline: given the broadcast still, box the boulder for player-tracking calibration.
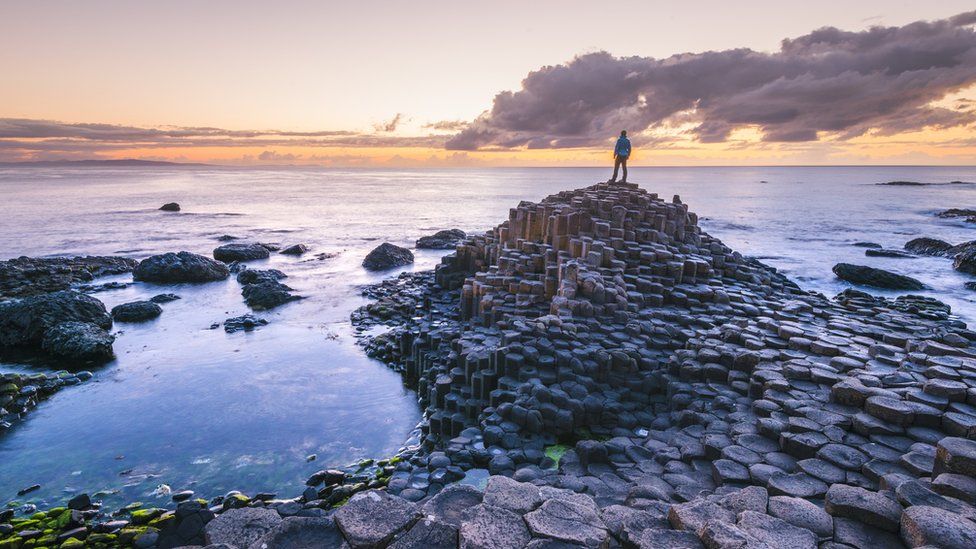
[133,252,230,283]
[159,202,180,211]
[416,229,466,249]
[832,263,925,290]
[363,243,414,271]
[41,321,115,360]
[213,243,271,263]
[241,281,302,310]
[204,507,281,548]
[236,269,286,285]
[111,301,162,322]
[905,237,954,257]
[0,290,112,349]
[954,246,976,274]
[279,244,309,256]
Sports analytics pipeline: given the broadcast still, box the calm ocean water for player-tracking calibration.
[2,165,976,508]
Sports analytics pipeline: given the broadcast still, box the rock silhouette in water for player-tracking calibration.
[905,237,954,257]
[832,263,925,290]
[363,243,414,271]
[159,202,181,212]
[280,244,309,256]
[133,251,230,283]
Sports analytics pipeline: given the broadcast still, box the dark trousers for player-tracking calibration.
[611,156,628,182]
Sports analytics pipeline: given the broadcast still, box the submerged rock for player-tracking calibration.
[40,321,115,360]
[133,252,230,283]
[280,244,309,256]
[159,202,181,212]
[111,300,162,322]
[149,293,180,304]
[832,263,925,290]
[937,208,976,220]
[363,243,414,271]
[416,229,467,250]
[865,248,914,258]
[213,243,271,263]
[223,314,268,333]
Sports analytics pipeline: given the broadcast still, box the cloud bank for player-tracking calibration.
[447,11,976,150]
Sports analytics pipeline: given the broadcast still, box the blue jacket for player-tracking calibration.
[614,136,631,158]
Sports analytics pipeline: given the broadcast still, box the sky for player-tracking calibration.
[1,0,975,166]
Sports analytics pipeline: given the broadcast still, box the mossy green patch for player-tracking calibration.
[544,444,569,468]
[58,538,84,548]
[0,536,22,549]
[129,508,162,525]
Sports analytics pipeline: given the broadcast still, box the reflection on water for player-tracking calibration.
[2,165,976,508]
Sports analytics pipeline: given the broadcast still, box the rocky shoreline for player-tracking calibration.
[5,181,976,547]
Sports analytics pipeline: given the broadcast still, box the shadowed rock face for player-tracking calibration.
[0,290,111,347]
[133,251,230,283]
[111,300,162,322]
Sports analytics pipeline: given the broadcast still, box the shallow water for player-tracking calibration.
[2,165,976,509]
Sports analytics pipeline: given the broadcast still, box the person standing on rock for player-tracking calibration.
[609,130,631,183]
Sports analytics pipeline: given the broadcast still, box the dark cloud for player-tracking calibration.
[0,118,447,160]
[447,11,976,150]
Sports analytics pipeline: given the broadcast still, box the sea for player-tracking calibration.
[1,165,975,509]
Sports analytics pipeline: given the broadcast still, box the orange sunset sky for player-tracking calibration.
[1,1,975,166]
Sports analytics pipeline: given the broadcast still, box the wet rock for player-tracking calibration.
[953,246,976,274]
[213,243,271,263]
[937,208,976,219]
[0,255,137,299]
[248,516,345,549]
[416,229,467,250]
[68,493,92,510]
[111,300,162,322]
[241,281,302,310]
[459,503,531,549]
[41,321,115,360]
[134,251,230,283]
[280,244,309,256]
[224,314,268,333]
[865,248,914,258]
[159,202,181,211]
[0,290,111,347]
[905,237,955,257]
[363,243,414,271]
[832,263,925,290]
[335,490,420,548]
[204,508,281,548]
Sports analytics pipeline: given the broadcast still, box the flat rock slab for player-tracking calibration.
[248,517,344,549]
[459,504,531,549]
[335,490,420,549]
[421,484,484,527]
[482,475,542,514]
[389,518,458,549]
[825,484,903,532]
[638,528,704,548]
[205,507,282,548]
[768,495,833,538]
[524,498,609,547]
[737,510,818,549]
